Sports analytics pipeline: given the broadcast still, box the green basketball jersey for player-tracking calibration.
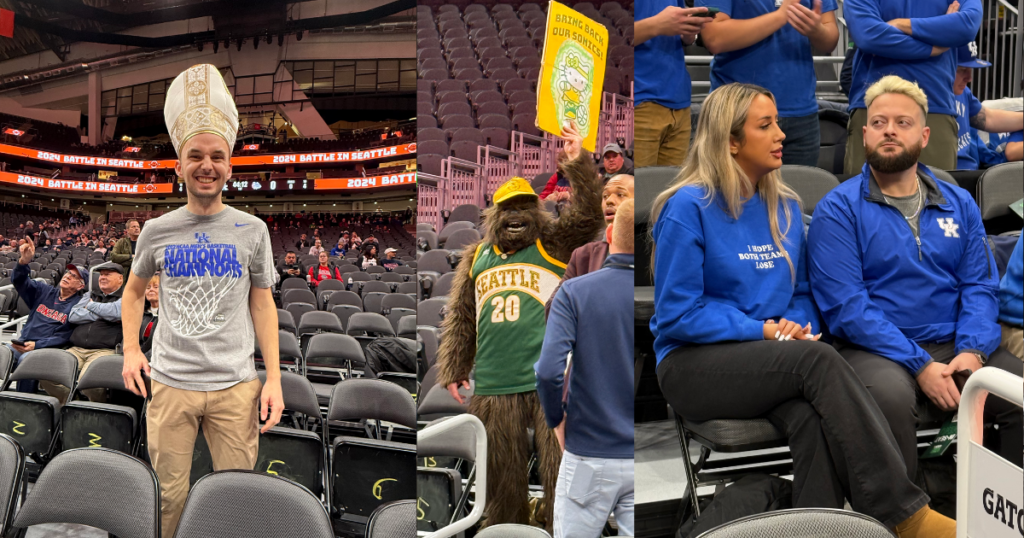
[471,239,566,395]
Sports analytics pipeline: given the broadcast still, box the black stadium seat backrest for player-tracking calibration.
[779,165,840,216]
[635,166,682,287]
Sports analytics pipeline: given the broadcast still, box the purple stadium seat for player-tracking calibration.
[489,67,519,81]
[482,127,511,149]
[473,35,501,48]
[420,58,447,71]
[512,113,539,136]
[451,57,481,72]
[478,114,512,131]
[455,68,484,80]
[507,91,535,107]
[451,128,486,146]
[445,37,473,51]
[437,91,469,105]
[419,115,438,129]
[419,69,449,83]
[469,79,500,94]
[475,101,510,118]
[438,101,473,119]
[419,140,449,157]
[419,128,446,142]
[419,154,444,176]
[471,90,505,105]
[446,47,475,60]
[418,48,444,61]
[450,141,480,162]
[436,79,468,93]
[484,57,516,74]
[501,78,533,96]
[515,56,540,71]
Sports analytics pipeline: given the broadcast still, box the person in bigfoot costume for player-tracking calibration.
[436,122,604,529]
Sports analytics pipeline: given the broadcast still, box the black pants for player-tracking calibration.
[657,340,929,528]
[841,342,1024,480]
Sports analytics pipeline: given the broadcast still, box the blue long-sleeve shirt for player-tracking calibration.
[650,186,819,364]
[11,264,82,349]
[845,0,982,117]
[999,232,1023,328]
[808,164,1000,376]
[535,254,633,459]
[69,293,122,323]
[636,0,692,109]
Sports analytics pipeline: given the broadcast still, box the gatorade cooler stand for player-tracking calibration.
[956,367,1024,537]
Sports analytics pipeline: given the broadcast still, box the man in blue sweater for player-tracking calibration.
[536,200,633,538]
[844,0,982,174]
[951,42,1024,170]
[696,0,839,167]
[808,76,1022,480]
[999,232,1022,360]
[635,3,714,167]
[6,238,87,394]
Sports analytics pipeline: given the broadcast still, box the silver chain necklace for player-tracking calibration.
[882,177,924,221]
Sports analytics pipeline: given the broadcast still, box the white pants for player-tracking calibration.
[553,450,634,537]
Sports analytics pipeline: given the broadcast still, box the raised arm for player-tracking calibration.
[545,123,603,262]
[844,0,940,60]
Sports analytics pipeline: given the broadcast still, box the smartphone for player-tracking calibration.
[704,6,720,16]
[9,339,24,347]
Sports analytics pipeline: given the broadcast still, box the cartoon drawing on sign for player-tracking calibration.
[552,42,594,136]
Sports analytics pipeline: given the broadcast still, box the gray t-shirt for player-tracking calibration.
[132,205,274,391]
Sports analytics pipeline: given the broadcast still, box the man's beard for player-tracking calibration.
[865,139,922,174]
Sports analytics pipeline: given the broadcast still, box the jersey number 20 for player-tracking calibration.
[491,294,521,323]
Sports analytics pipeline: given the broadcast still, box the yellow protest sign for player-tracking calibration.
[537,1,608,152]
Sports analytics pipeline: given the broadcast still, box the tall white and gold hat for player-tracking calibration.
[163,64,238,156]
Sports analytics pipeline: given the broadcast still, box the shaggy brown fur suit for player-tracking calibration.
[435,152,604,530]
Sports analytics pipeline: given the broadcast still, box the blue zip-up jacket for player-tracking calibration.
[11,264,83,349]
[535,254,633,459]
[650,186,820,364]
[808,163,999,376]
[845,0,982,118]
[998,231,1023,328]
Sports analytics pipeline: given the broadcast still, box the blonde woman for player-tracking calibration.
[649,83,953,537]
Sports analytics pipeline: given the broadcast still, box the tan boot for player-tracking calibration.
[893,506,956,538]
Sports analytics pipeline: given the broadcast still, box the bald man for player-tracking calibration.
[545,174,634,317]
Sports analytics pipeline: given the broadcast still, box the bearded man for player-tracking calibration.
[807,75,1023,483]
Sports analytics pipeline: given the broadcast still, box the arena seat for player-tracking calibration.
[330,304,363,333]
[476,524,552,537]
[433,272,456,298]
[255,370,328,503]
[283,288,317,309]
[255,330,303,374]
[326,289,363,310]
[924,165,959,187]
[694,508,893,538]
[59,354,141,455]
[0,349,77,457]
[417,380,473,423]
[448,204,482,225]
[417,297,448,329]
[12,448,159,538]
[327,380,417,524]
[635,166,682,288]
[363,291,389,314]
[977,162,1024,235]
[437,220,477,244]
[416,466,463,533]
[367,500,416,538]
[174,470,333,538]
[779,165,840,216]
[0,348,13,391]
[361,280,392,297]
[397,315,417,341]
[305,333,366,403]
[347,313,397,356]
[297,311,346,356]
[442,228,482,252]
[286,303,317,326]
[0,435,21,534]
[418,249,454,276]
[417,414,488,535]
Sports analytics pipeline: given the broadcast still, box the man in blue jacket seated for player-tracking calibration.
[843,0,981,173]
[951,42,1024,170]
[535,200,634,538]
[998,232,1022,360]
[5,238,87,394]
[808,75,1023,480]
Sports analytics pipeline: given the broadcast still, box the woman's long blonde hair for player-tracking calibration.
[649,83,801,280]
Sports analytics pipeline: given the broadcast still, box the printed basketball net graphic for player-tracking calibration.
[166,271,236,336]
[552,42,594,137]
[163,234,243,337]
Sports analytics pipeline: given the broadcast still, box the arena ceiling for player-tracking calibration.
[0,0,415,63]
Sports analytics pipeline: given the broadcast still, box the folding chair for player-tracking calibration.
[416,466,463,533]
[0,349,77,459]
[255,370,329,507]
[174,470,333,538]
[418,414,488,537]
[297,311,345,357]
[694,508,894,538]
[347,312,397,355]
[327,380,417,527]
[305,333,366,406]
[60,354,142,455]
[255,330,303,374]
[11,447,159,538]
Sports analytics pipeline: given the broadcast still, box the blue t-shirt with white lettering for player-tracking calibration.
[954,87,984,170]
[636,0,692,110]
[696,0,838,117]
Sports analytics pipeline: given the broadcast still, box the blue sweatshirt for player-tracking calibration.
[999,232,1023,328]
[808,164,1000,376]
[954,87,984,170]
[535,254,633,459]
[636,0,692,109]
[696,0,837,118]
[650,186,820,364]
[845,0,982,117]
[12,264,82,349]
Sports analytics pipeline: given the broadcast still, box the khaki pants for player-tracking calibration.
[844,108,959,175]
[634,101,691,168]
[1002,323,1023,361]
[148,378,262,536]
[41,347,115,404]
